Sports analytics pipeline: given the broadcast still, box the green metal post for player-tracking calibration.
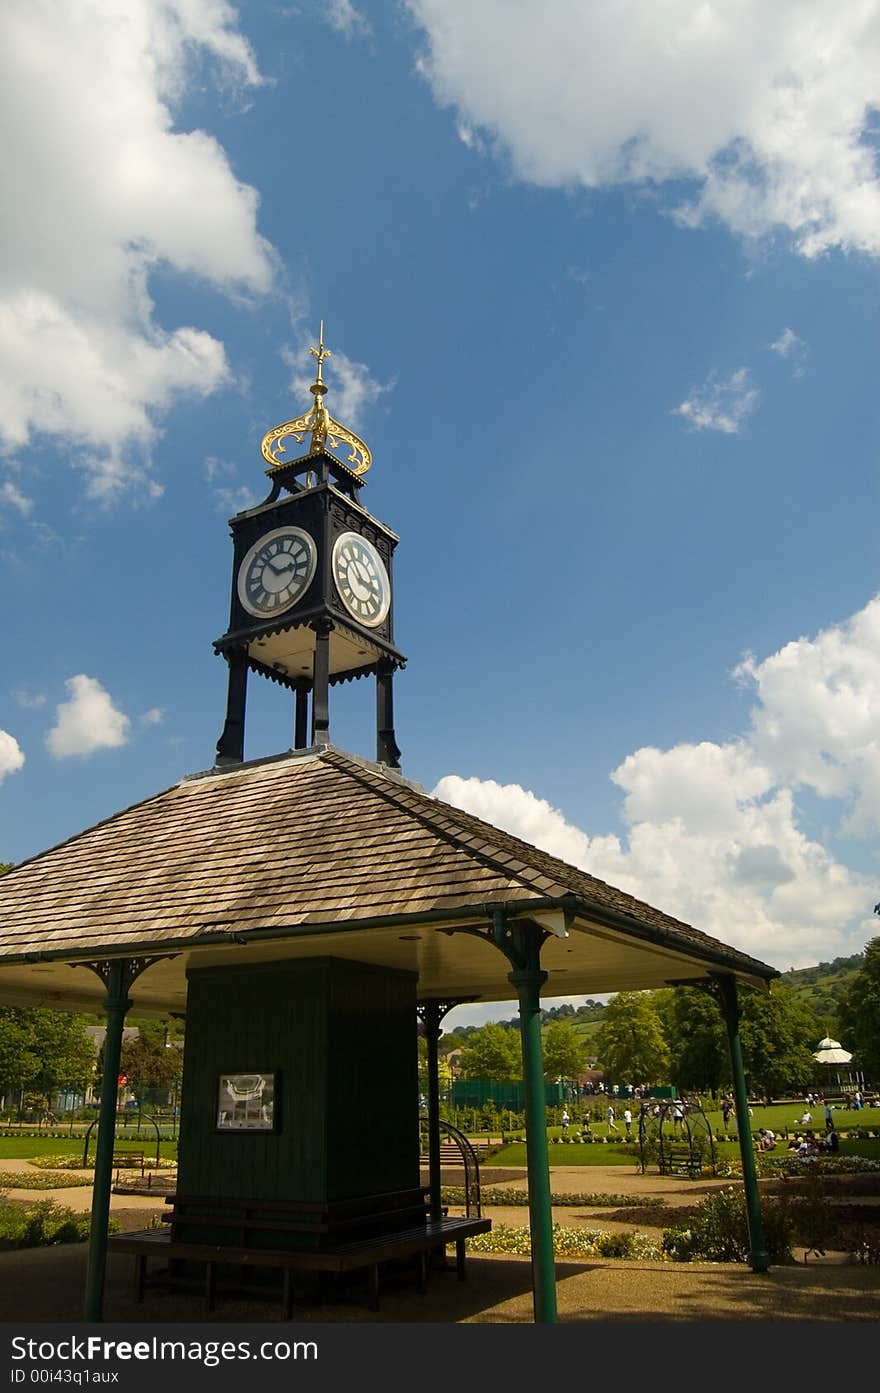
[84,960,131,1321]
[421,1002,443,1219]
[717,974,769,1272]
[509,945,558,1325]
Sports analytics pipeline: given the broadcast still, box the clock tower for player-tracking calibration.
[213,326,405,769]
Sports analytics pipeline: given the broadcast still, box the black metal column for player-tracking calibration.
[419,1002,444,1219]
[215,646,248,765]
[293,678,310,749]
[311,620,332,746]
[376,658,401,769]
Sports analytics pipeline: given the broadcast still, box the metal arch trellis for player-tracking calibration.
[419,1114,483,1217]
[637,1097,718,1178]
[82,1111,162,1169]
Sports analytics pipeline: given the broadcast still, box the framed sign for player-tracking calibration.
[216,1071,278,1132]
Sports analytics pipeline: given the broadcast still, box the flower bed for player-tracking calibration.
[0,1170,91,1190]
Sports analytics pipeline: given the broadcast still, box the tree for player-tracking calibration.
[594,991,670,1085]
[541,1020,584,1081]
[458,1023,521,1081]
[739,987,820,1104]
[0,1010,38,1100]
[26,1011,96,1105]
[661,986,731,1095]
[838,935,880,1081]
[120,1022,182,1105]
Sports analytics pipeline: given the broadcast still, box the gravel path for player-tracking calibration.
[1,1160,877,1323]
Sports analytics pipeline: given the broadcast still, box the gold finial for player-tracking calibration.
[309,321,330,390]
[260,322,372,476]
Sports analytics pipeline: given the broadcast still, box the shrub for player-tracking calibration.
[0,1199,118,1250]
[595,1230,640,1258]
[661,1187,794,1264]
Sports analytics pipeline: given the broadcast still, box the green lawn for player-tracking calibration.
[0,1136,178,1162]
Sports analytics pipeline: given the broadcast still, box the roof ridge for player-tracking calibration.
[323,748,738,951]
[322,749,571,902]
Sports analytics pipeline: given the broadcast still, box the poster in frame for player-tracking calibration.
[216,1071,278,1132]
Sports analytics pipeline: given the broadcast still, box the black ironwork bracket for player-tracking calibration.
[76,957,172,1004]
[443,909,549,974]
[416,999,476,1033]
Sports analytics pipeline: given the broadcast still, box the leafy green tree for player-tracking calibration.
[837,935,880,1081]
[739,987,820,1103]
[458,1023,521,1081]
[0,1009,39,1098]
[662,986,731,1095]
[541,1020,584,1081]
[594,991,670,1085]
[120,1022,182,1105]
[26,1011,96,1105]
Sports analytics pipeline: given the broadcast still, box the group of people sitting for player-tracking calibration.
[757,1126,840,1155]
[788,1129,840,1156]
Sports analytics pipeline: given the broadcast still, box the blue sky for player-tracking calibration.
[2,2,880,1026]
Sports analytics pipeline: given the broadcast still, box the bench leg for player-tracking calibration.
[367,1264,380,1312]
[455,1237,467,1281]
[415,1250,427,1294]
[283,1270,294,1319]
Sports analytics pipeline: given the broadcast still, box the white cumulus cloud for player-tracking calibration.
[434,594,880,970]
[45,675,131,759]
[0,0,273,500]
[407,0,880,258]
[673,368,759,434]
[0,730,25,783]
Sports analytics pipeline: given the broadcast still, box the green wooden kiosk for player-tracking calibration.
[0,333,778,1323]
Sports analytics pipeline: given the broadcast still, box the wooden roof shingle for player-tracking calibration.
[0,745,775,987]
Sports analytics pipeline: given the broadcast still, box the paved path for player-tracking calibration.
[2,1160,877,1323]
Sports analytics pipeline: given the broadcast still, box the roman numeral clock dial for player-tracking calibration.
[332,532,391,628]
[237,527,318,618]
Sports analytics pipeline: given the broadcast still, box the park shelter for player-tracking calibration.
[0,334,779,1322]
[0,742,778,1321]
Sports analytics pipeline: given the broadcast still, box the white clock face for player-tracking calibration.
[237,526,317,619]
[332,531,391,628]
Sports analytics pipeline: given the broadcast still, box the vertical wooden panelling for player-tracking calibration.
[179,959,329,1202]
[326,960,420,1199]
[178,956,419,1207]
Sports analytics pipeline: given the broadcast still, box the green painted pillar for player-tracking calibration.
[509,949,557,1325]
[717,974,769,1273]
[421,1002,444,1219]
[84,960,131,1322]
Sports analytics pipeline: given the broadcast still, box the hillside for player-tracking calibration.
[776,952,864,1034]
[439,954,865,1056]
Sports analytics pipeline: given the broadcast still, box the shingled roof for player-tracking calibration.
[0,745,776,1013]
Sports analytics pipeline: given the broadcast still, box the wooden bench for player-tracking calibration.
[112,1151,145,1176]
[658,1148,703,1178]
[109,1209,491,1314]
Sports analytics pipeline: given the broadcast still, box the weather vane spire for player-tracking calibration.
[310,321,330,387]
[260,322,372,476]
